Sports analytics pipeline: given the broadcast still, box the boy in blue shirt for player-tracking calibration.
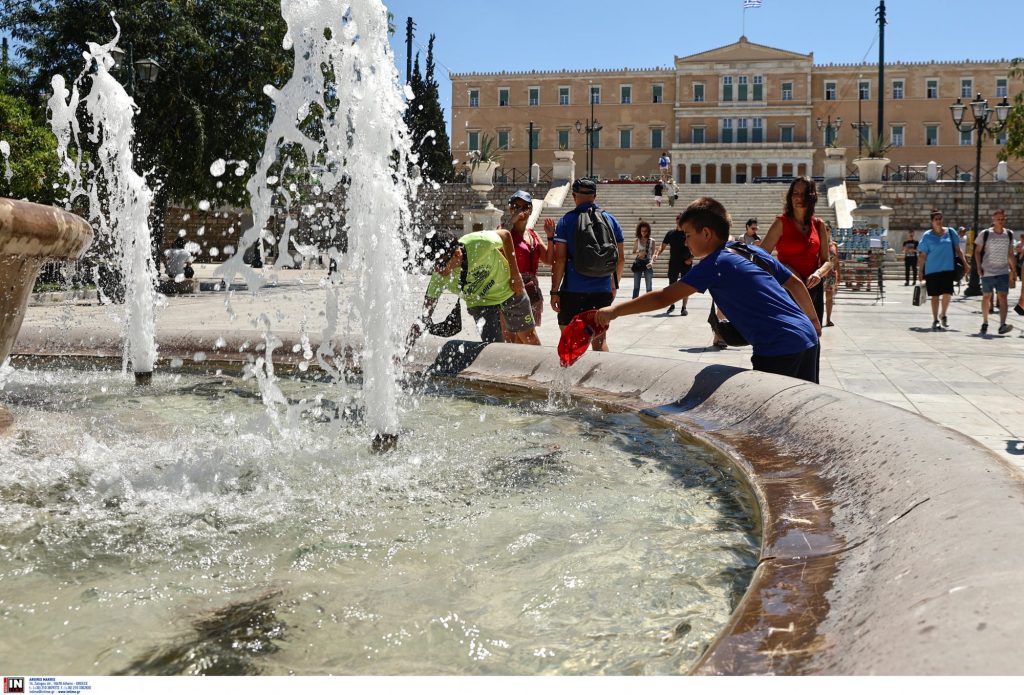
[595,197,821,382]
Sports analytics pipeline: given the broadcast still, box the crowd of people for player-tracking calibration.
[410,176,1023,385]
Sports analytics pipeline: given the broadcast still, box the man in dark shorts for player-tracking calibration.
[549,177,626,352]
[656,212,694,315]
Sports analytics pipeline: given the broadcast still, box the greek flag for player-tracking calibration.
[744,0,763,8]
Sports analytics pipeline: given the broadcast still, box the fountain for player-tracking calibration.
[4,0,1024,677]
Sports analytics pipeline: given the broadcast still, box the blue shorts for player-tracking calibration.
[981,274,1010,294]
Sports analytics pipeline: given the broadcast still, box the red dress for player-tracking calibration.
[511,227,542,275]
[774,214,823,281]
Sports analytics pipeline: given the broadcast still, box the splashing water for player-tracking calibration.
[218,0,419,440]
[47,18,158,376]
[0,140,12,183]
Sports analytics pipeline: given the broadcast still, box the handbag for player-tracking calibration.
[630,258,647,273]
[912,284,924,306]
[708,302,749,347]
[949,228,966,282]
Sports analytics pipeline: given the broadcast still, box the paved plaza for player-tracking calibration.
[18,264,1024,470]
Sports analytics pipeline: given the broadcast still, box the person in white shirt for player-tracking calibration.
[974,209,1017,334]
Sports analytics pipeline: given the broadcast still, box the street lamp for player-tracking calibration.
[816,115,843,148]
[110,44,161,96]
[949,92,1010,296]
[851,76,865,157]
[575,84,602,179]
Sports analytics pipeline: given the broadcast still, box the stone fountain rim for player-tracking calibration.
[7,328,1024,675]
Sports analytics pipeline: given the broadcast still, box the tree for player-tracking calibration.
[0,87,61,204]
[998,58,1024,162]
[403,33,454,184]
[1,1,292,212]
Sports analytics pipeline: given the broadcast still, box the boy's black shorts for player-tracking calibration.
[557,291,613,326]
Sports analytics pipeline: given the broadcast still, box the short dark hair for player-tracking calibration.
[680,197,731,242]
[746,218,758,227]
[418,230,459,271]
[572,177,597,194]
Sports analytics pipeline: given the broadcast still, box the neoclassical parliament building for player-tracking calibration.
[450,37,1020,184]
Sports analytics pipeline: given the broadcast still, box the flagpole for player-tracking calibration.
[742,7,746,36]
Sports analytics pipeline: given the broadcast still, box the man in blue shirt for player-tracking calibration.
[595,197,821,383]
[549,177,626,352]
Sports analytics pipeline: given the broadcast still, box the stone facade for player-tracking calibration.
[451,37,1022,184]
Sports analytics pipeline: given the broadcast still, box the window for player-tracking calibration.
[961,78,973,99]
[997,77,1009,98]
[752,117,763,143]
[528,87,540,106]
[467,131,480,151]
[823,125,837,147]
[723,76,733,102]
[960,127,973,146]
[620,85,632,104]
[499,88,509,107]
[892,80,904,100]
[738,75,748,102]
[927,79,938,99]
[780,125,794,143]
[652,84,664,103]
[857,124,871,148]
[619,129,632,149]
[529,128,540,150]
[781,81,793,101]
[469,89,480,108]
[557,129,570,149]
[925,125,939,146]
[891,125,904,147]
[590,85,601,105]
[650,127,664,149]
[753,75,763,101]
[590,129,600,149]
[825,81,837,100]
[996,129,1008,146]
[693,83,705,103]
[559,86,570,105]
[497,130,510,150]
[691,126,705,144]
[721,118,733,143]
[737,117,749,143]
[859,80,870,100]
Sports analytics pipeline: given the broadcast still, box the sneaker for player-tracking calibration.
[667,304,675,314]
[980,323,988,335]
[932,320,941,331]
[941,315,949,328]
[1015,305,1024,316]
[680,307,688,316]
[998,323,1013,335]
[825,320,835,327]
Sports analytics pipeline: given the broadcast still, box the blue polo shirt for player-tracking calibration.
[554,202,625,293]
[683,243,818,357]
[918,228,960,275]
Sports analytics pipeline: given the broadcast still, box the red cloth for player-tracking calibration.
[511,227,542,275]
[774,214,823,281]
[557,310,608,368]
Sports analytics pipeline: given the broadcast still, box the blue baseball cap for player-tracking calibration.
[509,190,533,205]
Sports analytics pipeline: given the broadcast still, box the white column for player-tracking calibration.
[714,163,721,184]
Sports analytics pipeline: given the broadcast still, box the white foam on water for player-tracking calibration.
[0,140,12,183]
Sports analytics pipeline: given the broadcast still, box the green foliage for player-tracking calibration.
[860,132,894,158]
[0,88,61,204]
[467,134,503,168]
[1,0,292,209]
[403,33,455,183]
[998,57,1024,162]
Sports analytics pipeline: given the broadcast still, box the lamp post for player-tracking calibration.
[949,92,1010,296]
[110,44,161,96]
[575,84,602,179]
[851,75,865,157]
[816,115,843,148]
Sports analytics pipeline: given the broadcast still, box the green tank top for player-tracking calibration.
[426,230,513,309]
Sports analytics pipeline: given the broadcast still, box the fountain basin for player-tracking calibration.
[9,326,1024,674]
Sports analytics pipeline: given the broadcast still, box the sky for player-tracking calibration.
[382,0,1024,138]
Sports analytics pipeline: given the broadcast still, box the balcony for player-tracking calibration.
[676,140,815,150]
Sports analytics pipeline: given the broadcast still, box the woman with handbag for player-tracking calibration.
[917,210,968,331]
[505,190,552,343]
[631,221,656,298]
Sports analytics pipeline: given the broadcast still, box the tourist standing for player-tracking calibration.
[902,231,919,285]
[656,212,694,315]
[974,209,1016,335]
[760,177,833,324]
[503,190,552,342]
[631,221,656,298]
[658,152,671,180]
[917,210,968,331]
[550,177,626,352]
[653,180,665,207]
[740,218,761,245]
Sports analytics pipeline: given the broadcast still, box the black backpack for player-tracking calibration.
[978,229,1014,261]
[573,208,619,278]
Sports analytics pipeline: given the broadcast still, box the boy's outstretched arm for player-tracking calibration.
[595,282,696,326]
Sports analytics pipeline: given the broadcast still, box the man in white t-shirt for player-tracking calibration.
[974,208,1017,334]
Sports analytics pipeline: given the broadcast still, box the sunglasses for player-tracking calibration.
[509,203,531,212]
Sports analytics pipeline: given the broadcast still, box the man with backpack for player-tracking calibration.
[548,177,625,352]
[974,208,1017,334]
